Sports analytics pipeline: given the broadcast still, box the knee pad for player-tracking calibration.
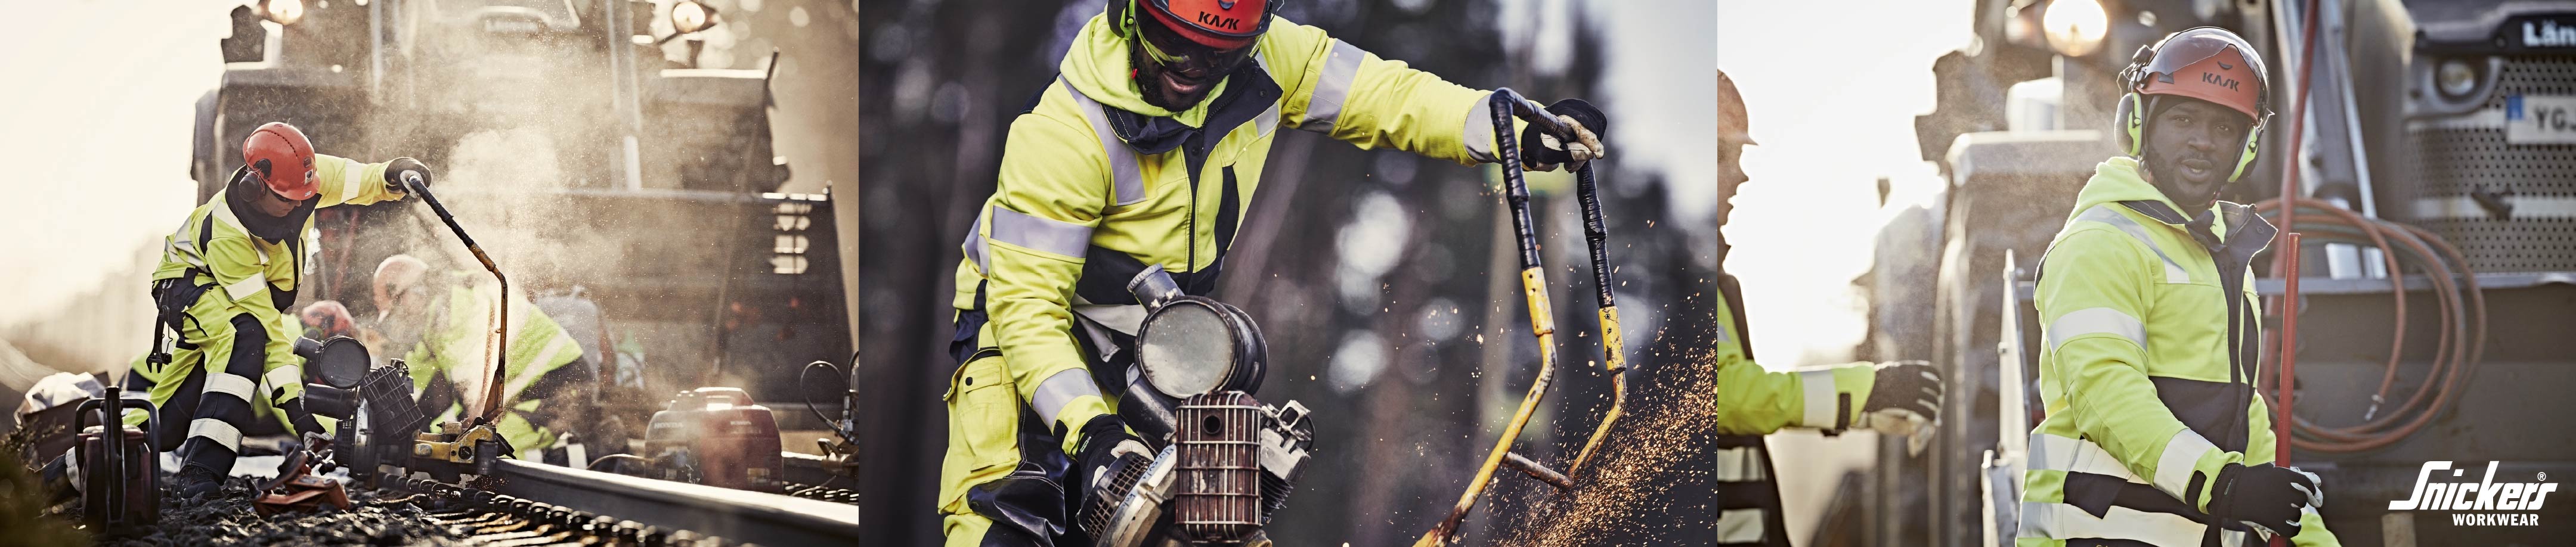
[225,314,268,378]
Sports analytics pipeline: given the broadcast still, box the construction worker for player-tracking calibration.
[369,254,593,465]
[1702,70,1949,546]
[940,1,1607,543]
[128,122,429,498]
[2021,27,2339,546]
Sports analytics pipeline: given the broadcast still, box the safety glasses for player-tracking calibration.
[1136,11,1252,76]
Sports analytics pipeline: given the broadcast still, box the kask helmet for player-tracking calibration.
[2115,27,2273,182]
[243,122,320,201]
[1118,0,1281,49]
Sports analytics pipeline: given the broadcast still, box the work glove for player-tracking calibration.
[2198,462,2324,539]
[1070,417,1156,540]
[1859,360,1945,454]
[384,157,432,195]
[1519,98,1609,172]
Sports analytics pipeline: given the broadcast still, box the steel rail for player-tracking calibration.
[393,459,863,545]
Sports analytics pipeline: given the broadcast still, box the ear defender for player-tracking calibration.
[2228,116,2266,182]
[2117,92,2148,157]
[1109,0,1137,39]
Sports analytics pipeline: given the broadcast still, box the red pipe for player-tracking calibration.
[2278,232,2301,463]
[2277,0,2323,260]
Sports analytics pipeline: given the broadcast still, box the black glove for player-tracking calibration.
[1070,416,1155,539]
[1519,98,1609,170]
[383,157,432,194]
[281,397,328,437]
[1860,360,1945,430]
[2202,462,2323,538]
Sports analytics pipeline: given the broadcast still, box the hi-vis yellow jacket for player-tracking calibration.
[947,13,1516,445]
[404,272,587,453]
[132,154,405,429]
[2023,157,2338,546]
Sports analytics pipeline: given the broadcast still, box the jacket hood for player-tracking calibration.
[2072,156,2196,225]
[1060,13,1224,127]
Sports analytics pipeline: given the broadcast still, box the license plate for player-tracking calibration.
[2505,95,2576,144]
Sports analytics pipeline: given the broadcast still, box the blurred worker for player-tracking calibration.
[2024,28,2339,546]
[1702,70,1949,546]
[939,1,1608,543]
[126,122,429,499]
[370,254,593,465]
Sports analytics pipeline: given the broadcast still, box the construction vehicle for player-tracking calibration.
[190,0,846,443]
[1876,0,2576,545]
[1072,265,1317,546]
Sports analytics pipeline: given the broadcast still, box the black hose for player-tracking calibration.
[801,360,860,443]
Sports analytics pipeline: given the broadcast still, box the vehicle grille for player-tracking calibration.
[2403,55,2576,273]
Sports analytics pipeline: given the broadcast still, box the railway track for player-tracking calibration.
[385,459,862,546]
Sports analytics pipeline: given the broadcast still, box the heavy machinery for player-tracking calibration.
[1076,265,1317,546]
[191,0,846,440]
[1878,0,2576,545]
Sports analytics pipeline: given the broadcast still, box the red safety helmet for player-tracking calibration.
[1129,0,1278,49]
[2125,27,2268,120]
[243,122,320,201]
[2115,27,2273,181]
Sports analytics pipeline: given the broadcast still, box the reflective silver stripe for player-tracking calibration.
[2017,502,2209,546]
[261,366,302,400]
[962,207,992,273]
[1030,368,1102,426]
[1797,369,1840,429]
[501,334,578,403]
[1248,54,1281,139]
[1711,446,1767,482]
[222,276,267,302]
[1299,40,1366,134]
[1716,508,1766,543]
[1462,96,1500,163]
[1253,101,1281,139]
[987,206,1094,259]
[1072,303,1148,336]
[338,159,366,204]
[495,334,577,405]
[207,192,248,232]
[2029,431,2140,479]
[202,372,258,403]
[2047,307,2148,352]
[168,216,209,269]
[2075,206,2190,283]
[1062,79,1145,206]
[2153,429,2218,499]
[187,418,244,452]
[61,450,82,489]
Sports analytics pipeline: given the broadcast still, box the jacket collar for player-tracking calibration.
[1097,61,1280,157]
[222,166,315,244]
[2076,157,2275,267]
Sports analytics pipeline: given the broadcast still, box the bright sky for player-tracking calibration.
[1717,1,1970,540]
[0,1,221,325]
[1719,1,1968,369]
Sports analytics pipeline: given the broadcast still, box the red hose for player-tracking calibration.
[2254,199,2487,453]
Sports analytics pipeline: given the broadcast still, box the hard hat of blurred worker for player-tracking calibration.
[243,122,320,201]
[373,254,431,321]
[1115,0,1278,49]
[1717,70,1755,148]
[2114,27,2271,181]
